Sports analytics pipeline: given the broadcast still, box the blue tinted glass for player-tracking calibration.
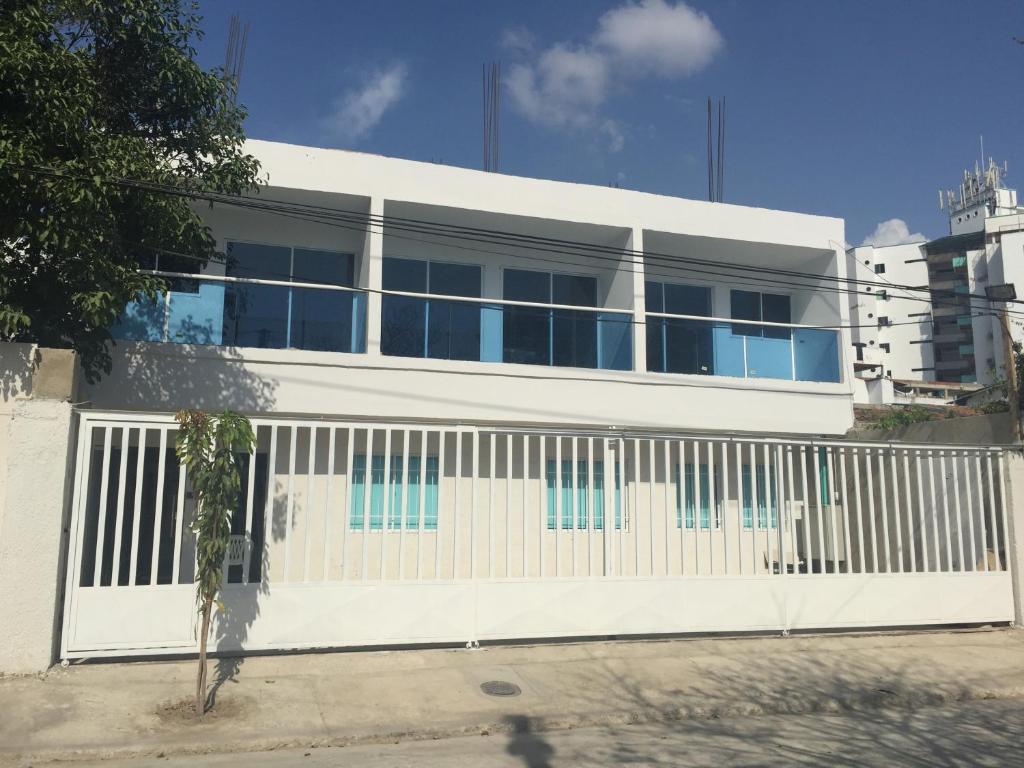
[730,289,761,337]
[746,334,794,379]
[292,249,353,286]
[664,284,711,316]
[503,304,551,365]
[222,282,288,348]
[429,262,480,298]
[381,295,426,357]
[226,242,290,282]
[111,293,166,342]
[552,274,597,307]
[646,318,666,372]
[427,299,481,360]
[504,269,550,303]
[712,322,745,377]
[664,318,714,375]
[794,328,840,382]
[291,288,357,352]
[645,281,664,313]
[597,312,633,370]
[383,258,427,292]
[552,309,597,368]
[168,282,224,344]
[761,293,791,340]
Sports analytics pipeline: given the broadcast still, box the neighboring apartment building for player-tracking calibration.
[849,159,1024,403]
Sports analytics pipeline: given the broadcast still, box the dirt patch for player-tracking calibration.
[156,695,246,724]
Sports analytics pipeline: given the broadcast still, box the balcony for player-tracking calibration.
[646,314,842,383]
[111,272,367,353]
[380,292,633,371]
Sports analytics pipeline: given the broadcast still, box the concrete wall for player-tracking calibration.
[0,345,79,673]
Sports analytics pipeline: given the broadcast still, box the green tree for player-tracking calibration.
[175,409,254,717]
[0,0,260,381]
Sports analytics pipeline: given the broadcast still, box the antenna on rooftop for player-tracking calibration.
[224,14,250,101]
[483,61,501,172]
[707,97,725,202]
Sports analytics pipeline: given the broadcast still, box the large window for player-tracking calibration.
[730,289,791,339]
[381,258,482,360]
[222,242,359,352]
[349,454,440,531]
[503,269,599,368]
[646,281,713,374]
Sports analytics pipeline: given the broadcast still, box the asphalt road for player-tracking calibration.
[61,697,1024,767]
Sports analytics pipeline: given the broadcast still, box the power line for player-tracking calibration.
[13,163,1024,323]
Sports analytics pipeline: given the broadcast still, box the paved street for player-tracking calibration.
[61,698,1024,767]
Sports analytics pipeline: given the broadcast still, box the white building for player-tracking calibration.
[2,140,1017,673]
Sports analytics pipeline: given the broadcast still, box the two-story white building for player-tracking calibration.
[32,141,1010,667]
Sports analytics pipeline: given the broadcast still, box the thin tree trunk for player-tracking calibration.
[196,596,212,717]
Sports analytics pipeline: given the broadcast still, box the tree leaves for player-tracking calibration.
[0,0,261,381]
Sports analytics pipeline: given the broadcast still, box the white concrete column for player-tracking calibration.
[629,227,647,373]
[0,346,79,673]
[363,196,384,356]
[1003,449,1024,628]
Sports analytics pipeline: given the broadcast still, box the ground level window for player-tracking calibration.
[349,454,440,530]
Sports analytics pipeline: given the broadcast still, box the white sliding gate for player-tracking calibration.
[60,412,1015,659]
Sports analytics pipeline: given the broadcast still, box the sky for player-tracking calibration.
[194,0,1024,247]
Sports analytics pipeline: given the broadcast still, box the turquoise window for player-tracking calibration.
[741,463,778,529]
[676,463,712,529]
[546,459,621,530]
[350,454,439,530]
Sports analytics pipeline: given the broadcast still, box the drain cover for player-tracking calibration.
[481,680,521,697]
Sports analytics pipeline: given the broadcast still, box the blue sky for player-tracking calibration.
[195,0,1024,246]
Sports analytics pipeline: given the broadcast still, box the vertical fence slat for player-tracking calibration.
[539,435,546,579]
[602,439,611,576]
[435,430,446,580]
[720,441,730,577]
[303,427,318,583]
[695,440,704,576]
[417,430,428,581]
[242,428,258,584]
[762,443,772,575]
[128,428,147,586]
[998,451,1010,573]
[506,433,513,578]
[380,428,392,581]
[633,439,641,577]
[149,429,168,586]
[851,448,865,573]
[986,452,1001,571]
[679,439,688,575]
[470,430,479,580]
[914,450,929,572]
[927,451,940,571]
[799,445,812,575]
[951,451,965,572]
[902,450,916,573]
[618,438,627,576]
[864,449,878,573]
[974,451,988,573]
[736,442,744,576]
[171,454,187,585]
[749,442,757,575]
[488,433,495,579]
[555,436,562,578]
[322,427,336,582]
[786,445,798,575]
[262,425,278,584]
[453,430,463,580]
[587,436,595,578]
[398,429,410,581]
[812,445,826,574]
[648,439,656,577]
[341,427,354,581]
[876,448,891,574]
[284,426,297,582]
[572,436,580,578]
[889,448,904,574]
[93,427,113,587]
[775,444,787,578]
[361,428,373,582]
[940,452,952,573]
[964,450,977,572]
[110,427,131,586]
[709,442,717,576]
[838,447,852,574]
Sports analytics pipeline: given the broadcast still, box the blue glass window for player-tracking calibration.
[503,269,599,368]
[381,258,482,361]
[350,454,440,531]
[546,459,621,530]
[646,281,713,374]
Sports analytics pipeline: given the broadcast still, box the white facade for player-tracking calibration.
[847,243,933,391]
[86,139,856,436]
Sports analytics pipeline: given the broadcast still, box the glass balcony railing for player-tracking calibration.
[646,315,842,383]
[111,273,367,354]
[381,293,633,371]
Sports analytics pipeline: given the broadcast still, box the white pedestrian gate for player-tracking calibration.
[60,411,1015,660]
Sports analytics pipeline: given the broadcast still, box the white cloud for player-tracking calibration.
[504,1,722,149]
[595,0,722,76]
[323,63,407,145]
[861,218,927,247]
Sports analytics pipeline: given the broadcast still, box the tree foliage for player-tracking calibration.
[0,0,260,381]
[175,409,254,716]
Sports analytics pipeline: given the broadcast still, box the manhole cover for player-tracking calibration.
[481,680,521,697]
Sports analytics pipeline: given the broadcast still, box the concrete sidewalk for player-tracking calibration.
[3,628,1024,766]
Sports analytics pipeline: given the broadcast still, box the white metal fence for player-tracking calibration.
[60,412,1015,659]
